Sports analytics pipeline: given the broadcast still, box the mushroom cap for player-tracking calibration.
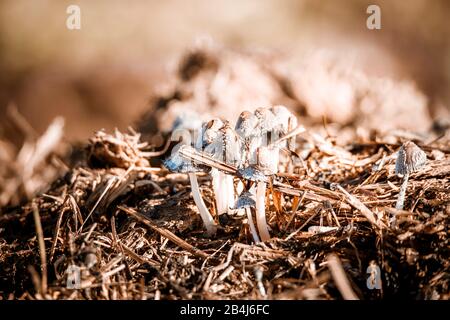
[201,118,224,147]
[254,107,277,134]
[204,121,242,166]
[235,111,258,138]
[270,105,291,133]
[395,141,427,175]
[237,165,269,182]
[269,105,299,148]
[220,122,243,166]
[163,149,203,173]
[234,191,256,209]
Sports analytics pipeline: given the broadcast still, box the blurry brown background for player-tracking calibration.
[0,0,449,141]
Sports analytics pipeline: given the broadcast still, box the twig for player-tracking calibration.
[50,204,67,262]
[215,265,235,283]
[6,103,37,139]
[326,254,359,300]
[32,203,47,295]
[80,176,117,232]
[334,184,385,229]
[22,117,65,180]
[141,136,172,157]
[285,207,320,240]
[102,264,126,279]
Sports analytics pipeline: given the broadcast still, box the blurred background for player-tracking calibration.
[0,0,449,141]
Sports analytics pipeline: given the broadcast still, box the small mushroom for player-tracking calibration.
[164,149,217,236]
[394,141,427,210]
[203,120,241,215]
[201,119,228,215]
[270,105,298,150]
[236,160,273,241]
[235,191,260,243]
[220,122,242,213]
[254,107,277,137]
[200,118,224,148]
[254,107,278,154]
[235,111,259,165]
[235,111,258,140]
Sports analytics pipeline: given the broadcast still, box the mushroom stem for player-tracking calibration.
[225,174,235,214]
[188,172,217,236]
[246,208,261,243]
[211,169,226,215]
[395,173,410,210]
[255,181,271,241]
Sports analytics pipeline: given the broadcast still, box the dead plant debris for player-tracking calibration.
[0,115,449,301]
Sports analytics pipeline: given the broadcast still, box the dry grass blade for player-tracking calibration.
[6,103,37,138]
[81,176,117,232]
[0,114,65,207]
[32,203,47,295]
[49,203,67,262]
[21,117,65,180]
[334,184,385,229]
[178,145,237,174]
[285,207,320,240]
[270,125,306,147]
[326,254,359,300]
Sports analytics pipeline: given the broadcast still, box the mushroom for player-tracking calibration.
[235,107,300,241]
[220,122,242,213]
[200,118,224,147]
[237,165,271,241]
[235,111,259,165]
[254,107,277,151]
[235,191,260,243]
[202,120,241,215]
[394,141,427,210]
[164,150,218,235]
[270,105,298,150]
[200,119,227,215]
[254,107,277,136]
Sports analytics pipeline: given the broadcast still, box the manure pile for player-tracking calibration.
[0,47,448,300]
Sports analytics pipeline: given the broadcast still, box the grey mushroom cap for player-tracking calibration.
[237,166,269,182]
[234,191,256,209]
[164,150,204,173]
[270,105,291,133]
[201,121,243,168]
[254,107,277,135]
[220,122,243,166]
[395,141,427,175]
[201,118,224,148]
[235,111,258,139]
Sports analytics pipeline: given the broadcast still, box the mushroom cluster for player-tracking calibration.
[164,105,301,242]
